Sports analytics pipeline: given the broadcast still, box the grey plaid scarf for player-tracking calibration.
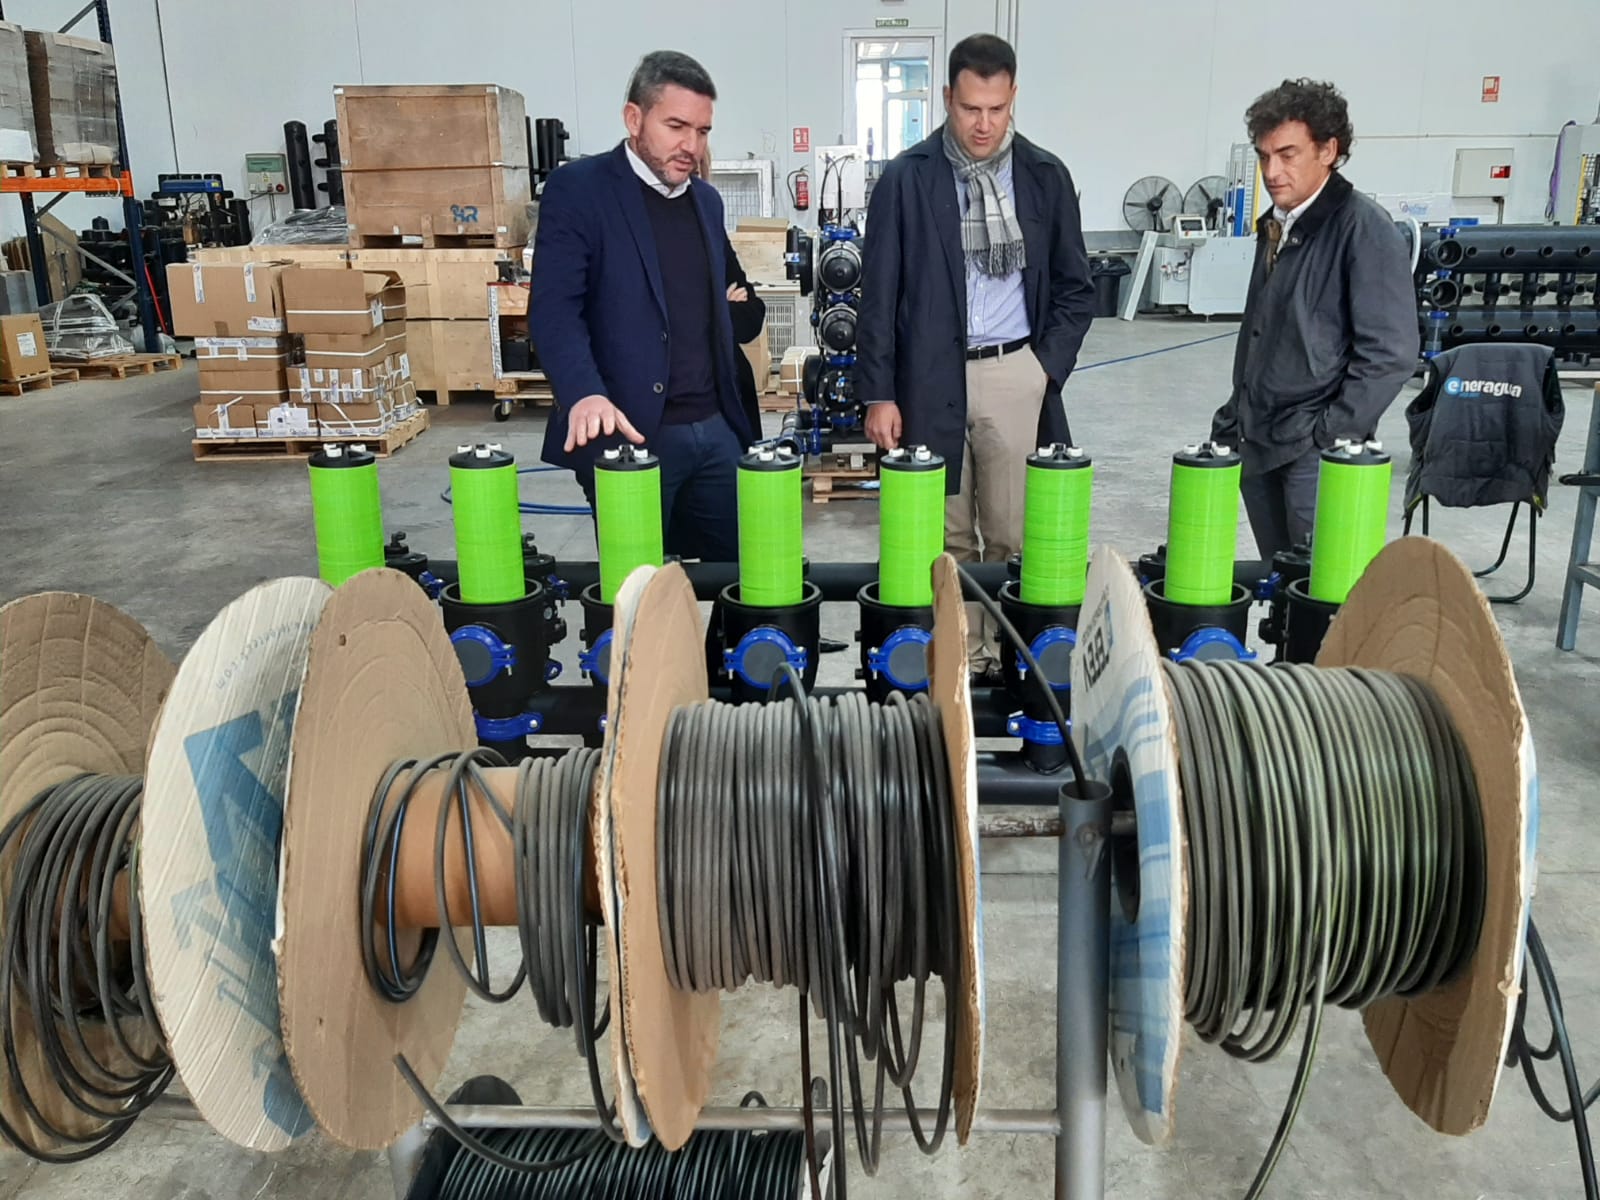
[943,123,1026,277]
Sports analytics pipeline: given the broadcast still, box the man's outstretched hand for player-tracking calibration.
[564,394,645,453]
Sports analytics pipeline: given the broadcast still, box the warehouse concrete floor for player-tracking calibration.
[1,315,1597,1200]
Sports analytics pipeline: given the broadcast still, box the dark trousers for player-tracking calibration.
[1239,445,1320,560]
[578,412,743,562]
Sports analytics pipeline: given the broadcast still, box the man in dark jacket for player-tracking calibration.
[1211,78,1418,559]
[529,50,754,562]
[858,33,1096,675]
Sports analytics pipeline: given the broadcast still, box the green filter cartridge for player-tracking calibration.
[307,443,386,587]
[594,446,664,604]
[1309,439,1392,603]
[737,445,803,607]
[449,443,525,605]
[1164,442,1242,606]
[1020,443,1093,606]
[878,445,946,607]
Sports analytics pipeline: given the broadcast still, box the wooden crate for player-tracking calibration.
[334,85,529,172]
[346,249,518,320]
[335,84,532,250]
[342,168,531,248]
[407,319,496,400]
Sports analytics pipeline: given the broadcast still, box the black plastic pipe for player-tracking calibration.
[1442,307,1600,349]
[1430,226,1600,273]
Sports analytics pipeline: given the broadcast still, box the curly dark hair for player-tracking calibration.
[1246,78,1354,165]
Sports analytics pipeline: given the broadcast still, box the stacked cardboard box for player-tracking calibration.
[167,261,293,438]
[0,313,48,381]
[192,243,515,402]
[0,22,37,164]
[24,30,118,166]
[282,267,416,437]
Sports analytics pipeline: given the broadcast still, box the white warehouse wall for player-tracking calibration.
[1,0,1594,243]
[1017,0,1600,230]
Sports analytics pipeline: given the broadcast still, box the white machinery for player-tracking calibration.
[1120,172,1256,319]
[1552,121,1600,225]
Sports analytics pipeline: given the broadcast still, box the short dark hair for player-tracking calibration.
[626,50,717,111]
[1246,78,1355,165]
[948,34,1016,87]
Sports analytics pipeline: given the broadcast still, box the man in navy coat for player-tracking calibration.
[858,34,1095,676]
[530,51,754,562]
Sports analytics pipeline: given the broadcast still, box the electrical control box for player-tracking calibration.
[245,152,288,197]
[1452,148,1514,199]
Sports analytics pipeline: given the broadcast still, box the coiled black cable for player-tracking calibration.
[0,774,173,1162]
[1507,918,1599,1199]
[422,1091,809,1200]
[361,747,621,1175]
[1162,661,1486,1199]
[656,681,959,1200]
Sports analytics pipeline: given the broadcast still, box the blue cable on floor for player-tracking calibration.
[440,465,593,516]
[1074,329,1238,372]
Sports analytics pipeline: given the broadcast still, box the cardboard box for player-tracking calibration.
[194,335,290,372]
[282,268,391,336]
[740,324,772,393]
[317,400,395,438]
[193,397,258,438]
[0,23,37,164]
[167,262,288,337]
[381,283,406,324]
[0,313,48,380]
[779,345,814,396]
[728,229,790,287]
[256,401,317,438]
[24,30,117,165]
[343,248,514,320]
[199,364,290,397]
[302,328,388,371]
[290,363,390,403]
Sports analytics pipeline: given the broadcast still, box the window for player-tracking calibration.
[851,38,934,164]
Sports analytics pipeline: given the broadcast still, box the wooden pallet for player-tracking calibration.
[493,375,554,405]
[0,367,78,397]
[804,465,879,504]
[350,229,521,251]
[192,410,430,462]
[759,391,800,413]
[1,160,119,182]
[64,354,183,380]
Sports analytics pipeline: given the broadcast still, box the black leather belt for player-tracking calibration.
[966,336,1030,361]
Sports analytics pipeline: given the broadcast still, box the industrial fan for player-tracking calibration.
[1184,175,1231,231]
[1122,175,1181,233]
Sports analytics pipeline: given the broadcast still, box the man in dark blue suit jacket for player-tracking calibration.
[529,50,754,562]
[858,34,1095,676]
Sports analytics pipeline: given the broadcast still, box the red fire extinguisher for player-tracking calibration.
[792,167,810,211]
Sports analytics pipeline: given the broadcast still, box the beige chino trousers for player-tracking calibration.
[944,343,1051,672]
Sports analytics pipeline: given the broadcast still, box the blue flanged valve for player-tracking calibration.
[866,625,932,693]
[450,624,517,687]
[1007,713,1067,745]
[579,628,614,685]
[724,627,808,691]
[1172,627,1257,663]
[1015,625,1076,692]
[475,710,544,742]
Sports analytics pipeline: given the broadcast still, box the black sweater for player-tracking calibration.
[640,181,718,424]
